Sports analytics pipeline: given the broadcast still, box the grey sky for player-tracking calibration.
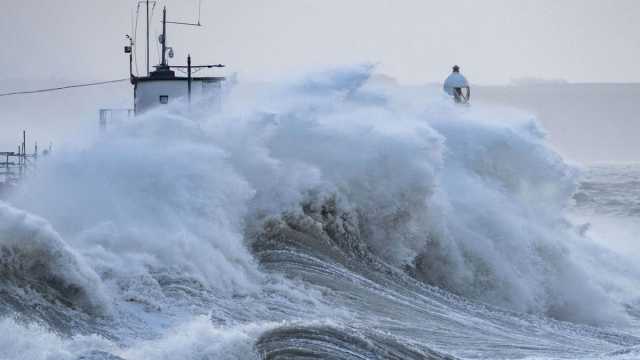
[1,0,639,162]
[1,0,638,84]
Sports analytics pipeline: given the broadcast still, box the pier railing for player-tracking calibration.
[0,130,43,192]
[99,108,134,131]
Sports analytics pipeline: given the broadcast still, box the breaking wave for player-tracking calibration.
[0,202,109,317]
[0,64,638,359]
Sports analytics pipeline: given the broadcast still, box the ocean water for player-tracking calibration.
[0,65,639,359]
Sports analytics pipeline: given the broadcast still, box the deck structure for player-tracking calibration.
[0,131,43,195]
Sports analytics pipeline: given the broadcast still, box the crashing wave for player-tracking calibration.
[0,65,638,358]
[0,202,109,317]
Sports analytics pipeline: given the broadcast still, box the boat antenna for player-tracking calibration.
[158,4,207,67]
[146,1,150,74]
[165,0,204,26]
[161,6,167,66]
[137,1,156,75]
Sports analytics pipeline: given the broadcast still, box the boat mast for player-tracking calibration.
[146,0,150,75]
[161,6,167,66]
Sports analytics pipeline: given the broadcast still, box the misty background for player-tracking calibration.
[1,0,638,163]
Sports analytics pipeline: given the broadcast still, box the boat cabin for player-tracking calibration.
[132,64,224,114]
[100,5,225,129]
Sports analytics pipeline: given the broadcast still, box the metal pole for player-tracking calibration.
[17,145,21,175]
[146,0,150,75]
[22,130,26,173]
[161,7,167,66]
[187,54,192,106]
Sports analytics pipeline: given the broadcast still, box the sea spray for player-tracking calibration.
[0,65,637,359]
[212,65,626,324]
[9,113,264,296]
[7,64,629,323]
[0,202,109,315]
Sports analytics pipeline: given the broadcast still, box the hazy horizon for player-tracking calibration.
[1,79,639,164]
[1,0,639,163]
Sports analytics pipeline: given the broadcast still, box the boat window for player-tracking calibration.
[159,95,169,104]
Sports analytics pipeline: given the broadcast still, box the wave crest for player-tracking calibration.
[0,202,109,315]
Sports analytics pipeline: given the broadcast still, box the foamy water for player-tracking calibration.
[0,65,639,359]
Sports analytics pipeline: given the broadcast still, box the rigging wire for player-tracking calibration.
[151,4,159,66]
[133,4,141,75]
[0,79,129,97]
[0,3,209,98]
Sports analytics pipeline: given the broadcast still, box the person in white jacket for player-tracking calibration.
[443,65,470,104]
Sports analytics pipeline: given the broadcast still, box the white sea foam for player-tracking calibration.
[0,318,115,360]
[2,63,636,358]
[0,202,109,314]
[9,111,264,296]
[202,65,628,324]
[0,316,275,360]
